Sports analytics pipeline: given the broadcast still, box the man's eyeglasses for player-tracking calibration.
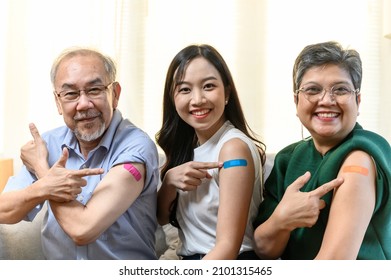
[55,82,115,103]
[295,84,360,104]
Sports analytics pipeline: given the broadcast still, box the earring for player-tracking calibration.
[225,100,228,105]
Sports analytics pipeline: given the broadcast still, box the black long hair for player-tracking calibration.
[155,44,266,181]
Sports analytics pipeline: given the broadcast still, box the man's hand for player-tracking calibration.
[273,172,344,231]
[40,147,104,202]
[20,123,49,178]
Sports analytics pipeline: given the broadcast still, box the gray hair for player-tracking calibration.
[293,41,362,92]
[50,47,117,85]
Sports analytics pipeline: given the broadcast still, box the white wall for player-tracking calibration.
[1,0,390,174]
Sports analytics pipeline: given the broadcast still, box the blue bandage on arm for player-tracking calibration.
[223,159,248,169]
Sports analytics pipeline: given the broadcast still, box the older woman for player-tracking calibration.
[253,41,391,260]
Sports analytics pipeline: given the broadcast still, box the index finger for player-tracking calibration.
[191,161,222,170]
[311,177,344,198]
[72,168,104,177]
[29,123,42,142]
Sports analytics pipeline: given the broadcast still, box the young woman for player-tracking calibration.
[156,44,266,260]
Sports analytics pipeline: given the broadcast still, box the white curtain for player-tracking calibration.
[1,0,390,172]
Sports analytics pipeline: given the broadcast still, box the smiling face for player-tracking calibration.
[295,64,361,154]
[173,57,227,144]
[54,54,120,147]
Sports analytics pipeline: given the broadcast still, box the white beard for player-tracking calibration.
[74,122,106,142]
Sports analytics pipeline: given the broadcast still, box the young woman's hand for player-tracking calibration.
[164,161,222,191]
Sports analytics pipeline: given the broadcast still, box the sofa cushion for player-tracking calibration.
[0,153,275,259]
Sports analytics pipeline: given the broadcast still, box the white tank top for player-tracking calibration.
[176,121,263,256]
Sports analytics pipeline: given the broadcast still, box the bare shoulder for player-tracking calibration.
[342,150,375,170]
[338,150,376,183]
[219,138,252,160]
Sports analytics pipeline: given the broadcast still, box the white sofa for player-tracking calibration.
[0,153,275,259]
[0,202,175,259]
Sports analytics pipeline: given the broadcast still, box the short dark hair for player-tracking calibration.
[293,41,362,92]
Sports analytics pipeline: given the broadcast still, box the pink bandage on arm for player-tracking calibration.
[123,163,142,181]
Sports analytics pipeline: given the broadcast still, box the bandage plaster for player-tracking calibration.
[123,163,142,181]
[342,165,369,176]
[223,159,248,169]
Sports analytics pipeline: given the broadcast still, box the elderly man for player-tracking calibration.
[0,47,159,260]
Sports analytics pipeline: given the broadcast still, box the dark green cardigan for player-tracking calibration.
[254,123,391,259]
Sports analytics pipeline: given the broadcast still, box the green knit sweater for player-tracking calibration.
[254,123,391,259]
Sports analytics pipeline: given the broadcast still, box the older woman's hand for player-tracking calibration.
[274,172,344,231]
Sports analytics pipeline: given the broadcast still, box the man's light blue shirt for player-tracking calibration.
[5,110,159,259]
